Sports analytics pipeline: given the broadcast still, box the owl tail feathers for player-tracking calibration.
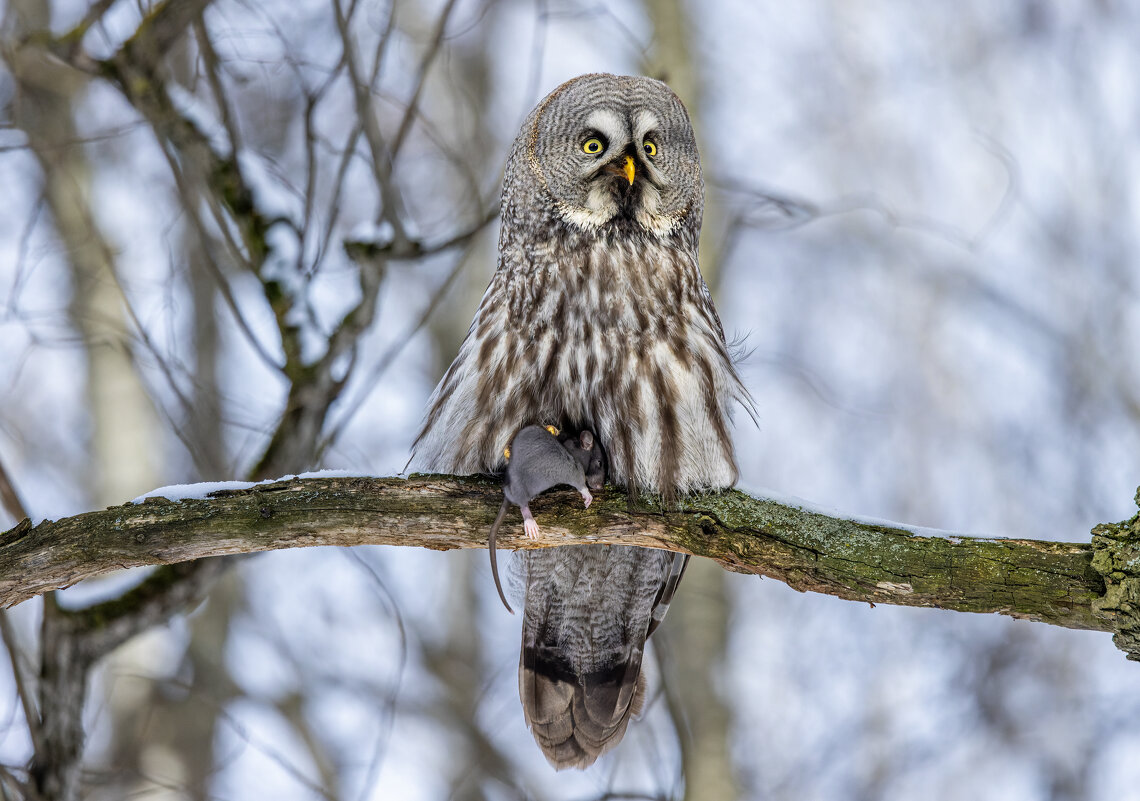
[520,650,648,770]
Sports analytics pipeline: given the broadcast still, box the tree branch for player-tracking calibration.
[0,476,1122,638]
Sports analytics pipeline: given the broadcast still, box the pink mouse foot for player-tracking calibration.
[524,518,540,539]
[581,488,593,508]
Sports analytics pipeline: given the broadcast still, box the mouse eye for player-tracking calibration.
[582,137,605,155]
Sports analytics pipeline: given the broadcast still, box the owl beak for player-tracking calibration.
[622,155,636,185]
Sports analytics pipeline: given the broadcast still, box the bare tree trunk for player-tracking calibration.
[641,0,727,292]
[186,233,228,479]
[660,558,738,801]
[6,2,160,797]
[80,20,237,797]
[641,3,738,797]
[5,1,160,512]
[415,12,525,797]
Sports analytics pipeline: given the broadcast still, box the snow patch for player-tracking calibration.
[348,219,396,247]
[130,470,370,504]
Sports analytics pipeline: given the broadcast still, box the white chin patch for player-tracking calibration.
[558,182,684,235]
[558,184,619,230]
[635,184,683,235]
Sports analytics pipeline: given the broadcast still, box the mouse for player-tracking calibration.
[556,427,607,493]
[489,425,607,613]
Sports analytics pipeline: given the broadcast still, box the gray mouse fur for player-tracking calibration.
[557,427,607,492]
[489,425,607,613]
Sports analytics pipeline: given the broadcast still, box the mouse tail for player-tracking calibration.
[489,498,515,614]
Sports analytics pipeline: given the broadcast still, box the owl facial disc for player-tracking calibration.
[523,73,701,237]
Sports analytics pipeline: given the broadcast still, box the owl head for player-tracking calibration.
[507,73,703,238]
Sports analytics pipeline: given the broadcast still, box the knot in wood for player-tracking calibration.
[1090,487,1140,661]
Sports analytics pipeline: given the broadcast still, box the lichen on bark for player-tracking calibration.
[0,475,1114,642]
[1090,487,1140,660]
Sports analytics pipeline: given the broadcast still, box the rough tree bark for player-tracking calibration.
[2,477,1135,656]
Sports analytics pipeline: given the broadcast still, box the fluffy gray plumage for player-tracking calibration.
[410,73,752,769]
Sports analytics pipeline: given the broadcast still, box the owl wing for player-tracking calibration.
[517,545,682,769]
[645,550,689,640]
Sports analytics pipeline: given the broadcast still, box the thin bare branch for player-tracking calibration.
[0,612,41,762]
[332,0,410,249]
[193,16,243,158]
[321,237,483,452]
[388,0,460,162]
[0,456,29,523]
[56,0,118,57]
[0,455,42,758]
[158,148,286,372]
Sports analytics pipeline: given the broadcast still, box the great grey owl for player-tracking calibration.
[411,73,752,769]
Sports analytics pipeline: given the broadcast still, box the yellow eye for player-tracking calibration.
[582,138,604,155]
[643,140,657,157]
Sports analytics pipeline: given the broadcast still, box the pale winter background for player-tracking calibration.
[1,1,1139,799]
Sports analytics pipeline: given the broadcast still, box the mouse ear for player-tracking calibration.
[578,430,594,450]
